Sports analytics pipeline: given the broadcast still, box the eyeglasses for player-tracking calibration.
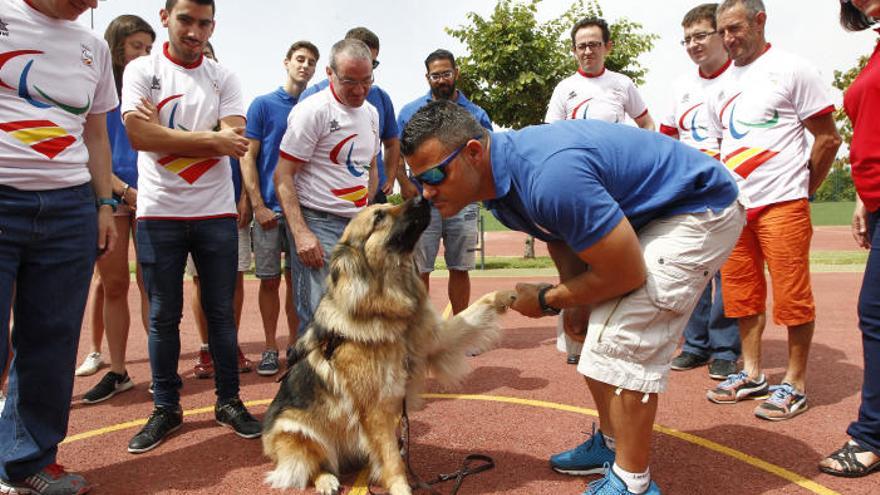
[574,41,604,52]
[428,70,455,82]
[333,70,374,89]
[413,135,481,185]
[680,31,717,46]
[372,59,380,69]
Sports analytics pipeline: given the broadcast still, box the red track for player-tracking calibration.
[60,227,869,494]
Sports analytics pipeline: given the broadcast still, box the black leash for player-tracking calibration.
[368,401,495,494]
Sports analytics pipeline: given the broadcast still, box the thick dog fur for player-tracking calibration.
[262,198,515,495]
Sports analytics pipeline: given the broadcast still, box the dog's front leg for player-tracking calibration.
[360,408,411,495]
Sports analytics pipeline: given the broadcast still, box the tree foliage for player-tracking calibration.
[446,0,658,129]
[832,54,870,147]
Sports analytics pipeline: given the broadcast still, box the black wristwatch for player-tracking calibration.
[537,285,561,316]
[96,197,119,212]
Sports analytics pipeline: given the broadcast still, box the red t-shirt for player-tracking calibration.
[846,36,880,212]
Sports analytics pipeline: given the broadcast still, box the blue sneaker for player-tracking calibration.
[550,424,615,475]
[583,466,661,495]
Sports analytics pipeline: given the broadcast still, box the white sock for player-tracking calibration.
[200,344,209,351]
[602,433,616,452]
[612,463,650,494]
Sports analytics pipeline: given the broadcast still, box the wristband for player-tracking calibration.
[537,285,561,316]
[96,197,119,212]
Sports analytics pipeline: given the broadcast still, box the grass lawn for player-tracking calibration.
[480,201,856,231]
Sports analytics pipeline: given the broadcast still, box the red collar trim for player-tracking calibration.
[329,81,345,105]
[577,66,606,78]
[163,42,203,69]
[700,58,731,80]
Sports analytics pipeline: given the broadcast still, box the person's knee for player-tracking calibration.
[260,277,282,291]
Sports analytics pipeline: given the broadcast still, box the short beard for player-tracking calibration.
[431,83,455,101]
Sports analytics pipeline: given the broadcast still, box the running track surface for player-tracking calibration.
[59,227,871,494]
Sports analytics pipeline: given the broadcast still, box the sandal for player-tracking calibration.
[819,440,880,478]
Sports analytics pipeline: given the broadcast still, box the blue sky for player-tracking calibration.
[81,0,877,128]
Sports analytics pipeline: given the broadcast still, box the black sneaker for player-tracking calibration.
[708,359,738,380]
[215,398,261,439]
[670,351,709,371]
[82,371,134,404]
[566,354,580,365]
[128,407,183,454]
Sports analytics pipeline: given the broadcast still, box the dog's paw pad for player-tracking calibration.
[314,473,340,495]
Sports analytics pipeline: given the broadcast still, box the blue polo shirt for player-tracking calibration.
[299,79,398,188]
[485,119,739,252]
[107,106,138,188]
[244,87,299,212]
[397,90,493,135]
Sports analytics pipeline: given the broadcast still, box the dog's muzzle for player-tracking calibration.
[387,196,431,253]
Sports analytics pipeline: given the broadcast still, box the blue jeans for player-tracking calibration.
[288,207,349,336]
[0,183,96,482]
[136,218,239,408]
[681,271,741,361]
[848,210,880,455]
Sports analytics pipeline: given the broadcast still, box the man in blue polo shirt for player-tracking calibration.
[298,27,398,203]
[397,49,492,315]
[241,41,320,375]
[401,101,744,495]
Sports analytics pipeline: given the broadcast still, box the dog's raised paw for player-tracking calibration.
[314,473,340,495]
[492,289,517,311]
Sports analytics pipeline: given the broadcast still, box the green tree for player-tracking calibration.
[446,0,658,130]
[832,54,869,146]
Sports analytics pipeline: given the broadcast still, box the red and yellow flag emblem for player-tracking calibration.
[0,119,76,159]
[331,185,368,207]
[723,147,779,179]
[158,155,219,184]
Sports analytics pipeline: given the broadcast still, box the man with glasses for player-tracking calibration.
[274,39,379,337]
[704,0,841,421]
[299,27,399,205]
[397,49,493,316]
[546,16,656,367]
[545,17,655,130]
[660,3,741,383]
[401,100,744,495]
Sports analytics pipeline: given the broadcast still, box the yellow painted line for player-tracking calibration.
[61,395,839,495]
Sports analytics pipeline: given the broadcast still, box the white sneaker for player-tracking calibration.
[75,352,104,377]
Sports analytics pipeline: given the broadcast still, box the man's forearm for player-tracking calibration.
[84,115,113,198]
[125,117,220,157]
[547,240,588,282]
[275,168,309,235]
[383,138,400,186]
[241,153,265,209]
[808,135,843,195]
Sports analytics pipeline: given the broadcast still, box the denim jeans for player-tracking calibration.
[681,271,741,361]
[287,207,349,336]
[136,218,239,408]
[0,183,96,482]
[848,210,880,455]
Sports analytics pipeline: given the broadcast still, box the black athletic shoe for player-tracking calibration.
[82,371,134,404]
[708,359,738,380]
[215,398,261,439]
[670,351,710,371]
[128,407,183,454]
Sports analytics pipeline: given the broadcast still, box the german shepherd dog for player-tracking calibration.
[262,198,515,495]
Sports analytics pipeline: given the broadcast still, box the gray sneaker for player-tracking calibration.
[0,463,91,494]
[256,349,280,376]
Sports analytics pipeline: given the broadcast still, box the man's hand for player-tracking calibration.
[294,227,325,268]
[399,179,419,200]
[130,97,160,125]
[214,127,249,158]
[511,282,550,318]
[97,207,118,261]
[381,181,394,196]
[237,192,252,229]
[853,198,870,249]
[254,204,279,230]
[121,186,138,210]
[562,305,590,343]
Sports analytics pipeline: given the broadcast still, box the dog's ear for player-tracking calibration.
[327,242,371,311]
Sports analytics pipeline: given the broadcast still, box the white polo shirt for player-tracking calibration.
[0,0,117,190]
[121,43,244,219]
[279,85,379,218]
[661,60,731,160]
[545,68,648,124]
